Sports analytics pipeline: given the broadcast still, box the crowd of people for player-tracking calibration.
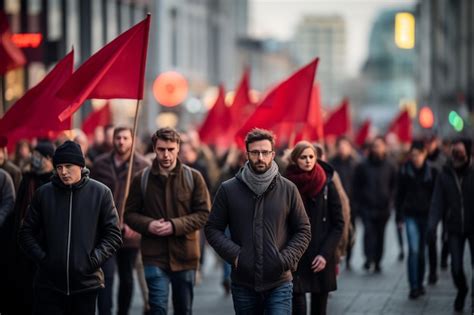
[0,125,472,315]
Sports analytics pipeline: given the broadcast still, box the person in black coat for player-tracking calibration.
[329,136,359,269]
[395,141,437,299]
[286,141,344,315]
[429,138,474,313]
[353,136,397,272]
[18,141,122,315]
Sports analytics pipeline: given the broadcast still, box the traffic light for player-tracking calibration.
[419,106,434,128]
[448,111,464,132]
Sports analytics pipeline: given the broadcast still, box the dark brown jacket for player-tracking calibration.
[205,169,311,292]
[124,159,211,271]
[91,152,150,248]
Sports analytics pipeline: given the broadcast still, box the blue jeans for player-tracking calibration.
[231,282,293,315]
[405,216,427,290]
[144,265,195,315]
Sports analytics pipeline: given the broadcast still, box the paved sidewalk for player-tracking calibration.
[124,217,468,314]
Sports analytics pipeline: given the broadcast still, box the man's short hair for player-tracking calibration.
[336,136,352,148]
[152,127,181,147]
[244,128,275,151]
[113,126,133,138]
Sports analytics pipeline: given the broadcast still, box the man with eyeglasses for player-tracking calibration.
[205,128,311,314]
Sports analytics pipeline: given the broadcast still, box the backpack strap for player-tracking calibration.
[182,164,195,192]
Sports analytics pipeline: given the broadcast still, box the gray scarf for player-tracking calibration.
[240,160,279,196]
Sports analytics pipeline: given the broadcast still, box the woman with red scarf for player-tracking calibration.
[286,141,344,315]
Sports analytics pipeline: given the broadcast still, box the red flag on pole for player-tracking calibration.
[198,85,230,146]
[0,12,26,75]
[0,50,73,143]
[235,58,319,147]
[57,15,151,121]
[323,98,351,137]
[82,102,111,137]
[386,109,412,143]
[295,84,324,142]
[354,119,371,147]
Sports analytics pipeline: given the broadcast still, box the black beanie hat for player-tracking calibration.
[35,141,55,159]
[53,141,85,167]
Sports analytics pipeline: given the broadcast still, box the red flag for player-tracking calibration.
[236,58,319,147]
[198,86,231,146]
[386,109,412,143]
[354,119,371,147]
[0,50,73,144]
[229,68,254,128]
[324,98,351,137]
[295,84,324,142]
[219,68,256,146]
[0,12,26,75]
[82,102,111,137]
[57,15,151,121]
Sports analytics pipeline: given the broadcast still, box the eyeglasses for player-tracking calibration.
[247,150,273,158]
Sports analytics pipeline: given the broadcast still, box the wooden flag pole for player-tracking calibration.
[0,75,5,116]
[119,99,141,225]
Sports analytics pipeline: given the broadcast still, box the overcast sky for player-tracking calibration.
[248,0,417,77]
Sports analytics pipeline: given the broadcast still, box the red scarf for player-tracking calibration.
[286,162,327,199]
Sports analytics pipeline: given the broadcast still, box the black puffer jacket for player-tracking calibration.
[429,160,474,235]
[205,170,311,292]
[18,169,122,295]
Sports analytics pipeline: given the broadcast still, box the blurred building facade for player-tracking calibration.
[417,0,474,135]
[2,0,248,133]
[351,8,416,129]
[236,37,295,92]
[291,15,347,106]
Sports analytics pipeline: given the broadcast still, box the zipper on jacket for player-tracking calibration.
[66,189,73,295]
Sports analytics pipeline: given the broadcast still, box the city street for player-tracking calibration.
[125,217,465,315]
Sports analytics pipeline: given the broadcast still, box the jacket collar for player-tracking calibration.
[52,167,90,190]
[150,158,183,176]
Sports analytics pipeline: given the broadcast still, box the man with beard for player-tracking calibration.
[125,127,211,315]
[353,136,397,273]
[205,128,311,314]
[91,126,150,315]
[429,138,474,313]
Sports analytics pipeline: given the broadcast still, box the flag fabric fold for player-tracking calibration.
[57,15,151,121]
[0,12,26,75]
[323,98,351,137]
[82,102,112,137]
[386,109,412,143]
[354,119,371,147]
[295,84,324,143]
[198,85,230,146]
[0,50,73,143]
[235,58,319,147]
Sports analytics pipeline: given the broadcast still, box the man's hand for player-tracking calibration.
[234,255,239,269]
[123,224,140,240]
[148,219,174,236]
[311,255,327,273]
